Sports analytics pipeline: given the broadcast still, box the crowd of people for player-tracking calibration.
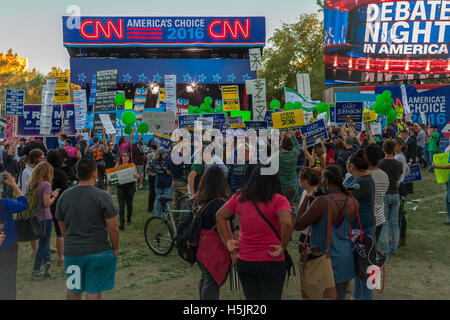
[0,119,448,301]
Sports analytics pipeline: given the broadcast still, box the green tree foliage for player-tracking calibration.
[259,14,324,103]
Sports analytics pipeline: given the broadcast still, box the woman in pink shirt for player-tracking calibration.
[63,140,78,158]
[216,164,293,300]
[118,128,135,157]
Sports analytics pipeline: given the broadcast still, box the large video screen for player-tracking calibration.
[324,0,450,85]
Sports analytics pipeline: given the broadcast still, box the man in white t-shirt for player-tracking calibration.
[364,144,389,242]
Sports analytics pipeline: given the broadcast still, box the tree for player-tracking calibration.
[316,0,324,12]
[259,14,325,103]
[0,49,47,116]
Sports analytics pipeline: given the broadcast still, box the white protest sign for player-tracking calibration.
[246,79,267,121]
[164,75,177,114]
[420,112,427,125]
[371,122,382,136]
[142,111,176,133]
[297,73,311,100]
[317,112,327,123]
[249,48,263,71]
[106,164,137,187]
[99,114,116,135]
[195,118,213,130]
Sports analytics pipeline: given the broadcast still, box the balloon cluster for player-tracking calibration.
[188,96,226,116]
[316,102,330,118]
[121,111,137,135]
[372,90,397,125]
[269,100,302,111]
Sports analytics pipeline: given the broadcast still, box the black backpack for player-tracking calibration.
[175,199,221,265]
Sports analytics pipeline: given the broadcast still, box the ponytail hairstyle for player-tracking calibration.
[299,167,321,187]
[349,149,369,171]
[322,165,348,195]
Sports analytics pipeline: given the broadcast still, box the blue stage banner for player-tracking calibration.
[63,17,265,48]
[404,164,423,183]
[70,58,256,86]
[373,85,450,137]
[17,105,76,136]
[244,121,268,131]
[300,119,329,147]
[178,115,200,128]
[324,1,450,85]
[203,113,226,125]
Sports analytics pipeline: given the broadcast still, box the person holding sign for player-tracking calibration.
[115,151,139,231]
[279,129,300,207]
[302,138,327,172]
[152,147,172,217]
[432,145,450,226]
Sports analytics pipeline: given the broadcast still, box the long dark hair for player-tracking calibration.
[322,165,348,195]
[47,150,64,168]
[239,164,283,203]
[197,165,230,204]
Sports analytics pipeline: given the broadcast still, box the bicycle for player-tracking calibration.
[144,188,193,256]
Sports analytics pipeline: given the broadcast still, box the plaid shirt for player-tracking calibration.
[278,136,300,189]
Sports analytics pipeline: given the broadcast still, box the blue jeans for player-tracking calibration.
[428,150,437,172]
[354,226,376,300]
[294,165,304,202]
[155,187,172,217]
[424,144,431,166]
[380,194,400,254]
[446,179,450,222]
[33,219,53,271]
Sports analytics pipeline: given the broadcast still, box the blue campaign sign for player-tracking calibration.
[336,93,377,110]
[85,112,94,129]
[151,133,172,150]
[17,104,76,135]
[244,121,268,131]
[300,119,329,147]
[178,115,200,128]
[63,17,266,48]
[203,113,226,125]
[264,111,273,122]
[6,89,25,115]
[336,102,364,125]
[404,165,423,183]
[329,106,336,123]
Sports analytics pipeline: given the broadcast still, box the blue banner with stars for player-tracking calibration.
[71,58,256,86]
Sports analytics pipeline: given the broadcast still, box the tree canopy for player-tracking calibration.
[259,13,324,103]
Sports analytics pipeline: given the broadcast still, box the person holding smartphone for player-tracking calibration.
[0,172,29,300]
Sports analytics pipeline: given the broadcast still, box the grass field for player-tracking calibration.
[15,170,450,300]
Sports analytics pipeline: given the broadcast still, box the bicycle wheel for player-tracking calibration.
[144,216,175,256]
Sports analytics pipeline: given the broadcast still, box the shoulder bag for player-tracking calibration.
[251,200,295,284]
[298,196,337,300]
[15,187,45,242]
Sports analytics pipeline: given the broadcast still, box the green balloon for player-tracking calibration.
[137,122,149,134]
[294,101,302,110]
[188,105,195,115]
[383,90,392,98]
[376,95,385,105]
[200,103,208,112]
[215,105,224,113]
[270,100,281,111]
[121,111,137,126]
[372,103,381,114]
[193,106,200,114]
[124,125,133,135]
[114,93,126,106]
[387,97,394,107]
[205,105,214,114]
[204,96,213,105]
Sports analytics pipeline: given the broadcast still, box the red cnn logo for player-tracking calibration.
[80,19,124,40]
[208,19,251,40]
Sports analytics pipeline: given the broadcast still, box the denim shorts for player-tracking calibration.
[64,250,117,294]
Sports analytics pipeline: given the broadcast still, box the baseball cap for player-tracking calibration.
[158,147,167,155]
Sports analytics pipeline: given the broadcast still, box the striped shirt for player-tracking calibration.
[369,169,389,226]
